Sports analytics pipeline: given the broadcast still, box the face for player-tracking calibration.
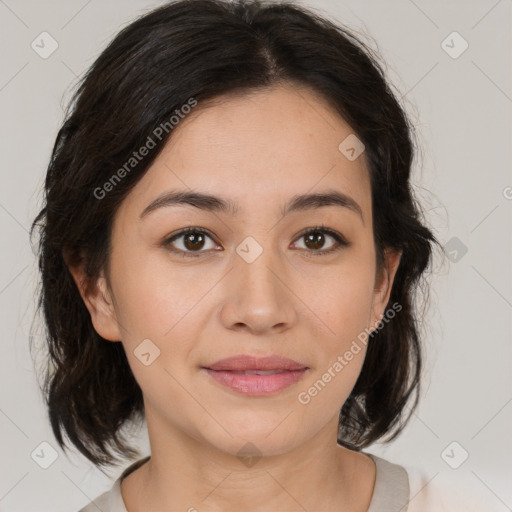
[73,83,401,459]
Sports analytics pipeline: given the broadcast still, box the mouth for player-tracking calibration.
[201,355,309,396]
[202,368,308,395]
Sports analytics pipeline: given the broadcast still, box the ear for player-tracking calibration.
[369,247,402,332]
[64,251,122,342]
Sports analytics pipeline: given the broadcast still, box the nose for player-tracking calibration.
[218,247,297,335]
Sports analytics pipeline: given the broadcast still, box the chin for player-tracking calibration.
[203,427,303,460]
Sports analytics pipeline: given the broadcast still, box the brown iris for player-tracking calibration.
[303,230,326,250]
[183,232,206,251]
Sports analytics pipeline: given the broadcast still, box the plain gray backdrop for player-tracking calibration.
[0,0,511,510]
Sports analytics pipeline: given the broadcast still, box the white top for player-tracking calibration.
[77,452,494,511]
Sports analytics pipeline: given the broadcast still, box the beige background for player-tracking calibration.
[0,0,510,510]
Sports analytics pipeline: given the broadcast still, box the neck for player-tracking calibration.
[122,410,376,512]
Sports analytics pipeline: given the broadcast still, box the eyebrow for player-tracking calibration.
[139,189,364,223]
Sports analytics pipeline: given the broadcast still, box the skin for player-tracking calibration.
[68,82,401,512]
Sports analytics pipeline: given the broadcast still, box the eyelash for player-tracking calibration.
[162,225,350,258]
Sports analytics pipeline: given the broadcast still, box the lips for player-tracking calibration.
[202,355,309,395]
[204,355,308,372]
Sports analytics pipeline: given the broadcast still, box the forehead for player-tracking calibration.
[121,83,372,221]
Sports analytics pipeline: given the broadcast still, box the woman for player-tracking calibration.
[29,0,481,510]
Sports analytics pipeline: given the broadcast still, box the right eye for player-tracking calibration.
[163,227,221,257]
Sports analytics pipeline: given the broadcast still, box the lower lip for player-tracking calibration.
[203,368,308,395]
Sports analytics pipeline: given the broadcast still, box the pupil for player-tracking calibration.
[185,232,204,250]
[306,231,324,250]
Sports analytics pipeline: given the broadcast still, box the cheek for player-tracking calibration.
[109,249,211,385]
[298,257,374,402]
[305,262,375,344]
[298,322,369,418]
[109,244,199,334]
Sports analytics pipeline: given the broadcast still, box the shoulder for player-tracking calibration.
[367,452,501,512]
[403,462,502,512]
[76,479,125,512]
[75,456,150,512]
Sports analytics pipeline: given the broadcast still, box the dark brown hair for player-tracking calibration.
[30,0,441,470]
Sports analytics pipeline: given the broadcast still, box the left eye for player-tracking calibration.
[292,228,347,254]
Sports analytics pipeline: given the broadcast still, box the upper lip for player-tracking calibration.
[204,355,308,371]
